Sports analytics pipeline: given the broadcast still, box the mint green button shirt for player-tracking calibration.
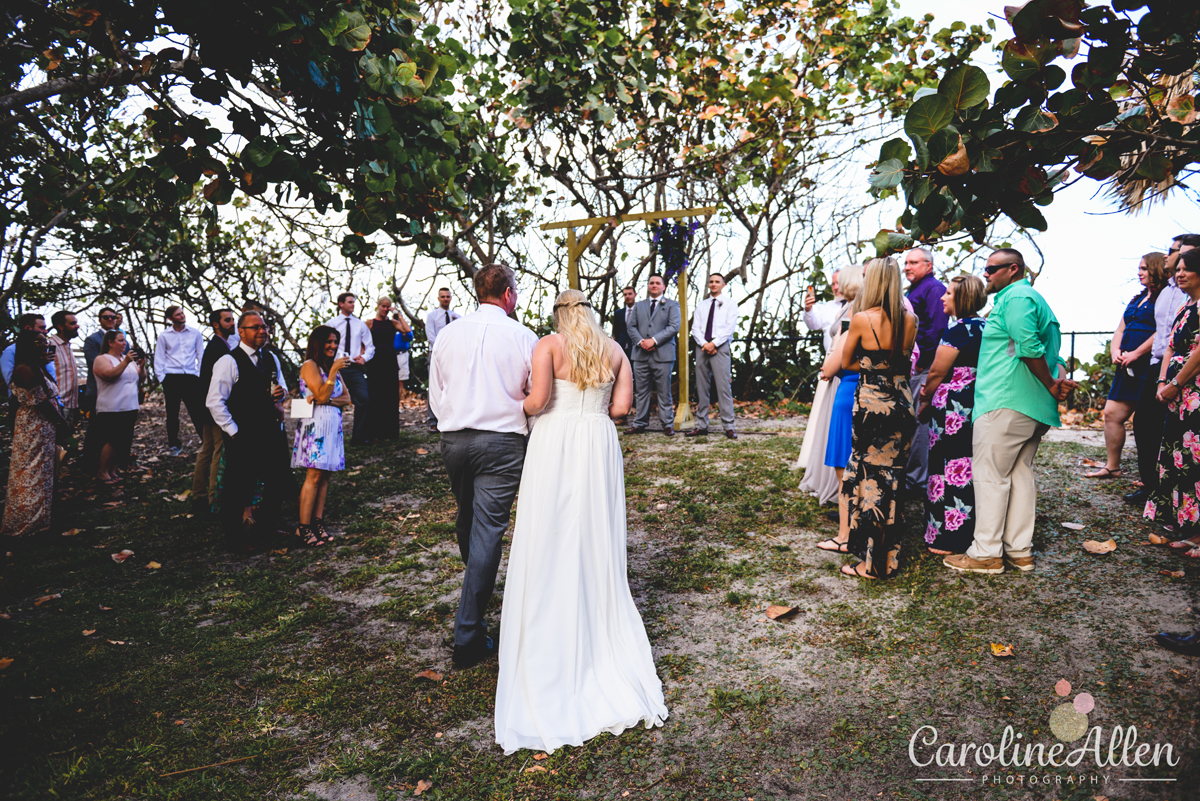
[973,278,1066,428]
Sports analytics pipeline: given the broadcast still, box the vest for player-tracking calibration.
[226,347,277,437]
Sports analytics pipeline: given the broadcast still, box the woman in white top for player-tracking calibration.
[92,330,145,483]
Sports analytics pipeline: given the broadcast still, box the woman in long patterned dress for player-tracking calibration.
[1144,248,1200,557]
[292,326,351,547]
[917,275,987,555]
[839,258,917,579]
[2,332,62,537]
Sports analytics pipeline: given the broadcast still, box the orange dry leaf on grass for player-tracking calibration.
[1082,539,1117,554]
[765,605,800,620]
[989,643,1014,658]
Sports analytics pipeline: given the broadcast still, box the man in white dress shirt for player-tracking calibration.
[429,264,537,668]
[324,293,374,446]
[424,287,461,430]
[206,311,292,553]
[686,273,740,439]
[154,305,206,455]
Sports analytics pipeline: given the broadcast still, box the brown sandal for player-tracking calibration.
[295,524,324,548]
[840,562,877,580]
[1084,467,1122,479]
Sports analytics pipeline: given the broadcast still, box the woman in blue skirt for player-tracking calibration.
[1086,252,1168,479]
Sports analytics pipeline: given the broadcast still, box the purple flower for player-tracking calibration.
[925,521,940,544]
[944,412,965,436]
[929,428,940,448]
[944,457,973,487]
[944,507,968,531]
[946,367,976,392]
[932,384,950,409]
[927,474,945,502]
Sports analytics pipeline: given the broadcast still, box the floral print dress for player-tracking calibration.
[843,339,917,578]
[291,369,346,471]
[925,317,986,553]
[2,375,59,536]
[1145,300,1200,530]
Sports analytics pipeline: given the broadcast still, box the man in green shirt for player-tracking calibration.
[944,249,1077,574]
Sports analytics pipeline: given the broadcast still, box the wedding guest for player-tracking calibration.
[1,313,54,386]
[800,265,863,511]
[153,305,205,456]
[917,275,987,555]
[1085,253,1168,479]
[803,268,847,352]
[324,293,374,446]
[944,249,1075,574]
[365,296,402,441]
[1128,244,1194,507]
[206,311,293,553]
[191,309,235,515]
[292,326,351,547]
[838,258,917,579]
[48,311,80,425]
[612,285,638,360]
[79,307,123,473]
[92,330,145,484]
[429,264,537,668]
[396,321,414,402]
[904,248,949,493]
[1144,248,1200,557]
[424,287,461,431]
[495,289,666,753]
[626,274,681,436]
[686,273,739,439]
[2,332,62,537]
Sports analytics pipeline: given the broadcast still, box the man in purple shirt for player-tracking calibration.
[904,248,949,493]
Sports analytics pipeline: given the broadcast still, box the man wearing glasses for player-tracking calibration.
[944,249,1077,575]
[82,308,124,412]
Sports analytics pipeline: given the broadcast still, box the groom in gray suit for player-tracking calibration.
[626,273,681,436]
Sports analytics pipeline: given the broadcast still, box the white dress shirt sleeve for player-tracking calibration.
[690,299,709,347]
[358,318,376,362]
[206,353,239,437]
[714,298,739,347]
[153,330,168,382]
[192,328,204,374]
[803,300,839,333]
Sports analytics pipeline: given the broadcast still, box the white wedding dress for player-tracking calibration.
[495,379,668,755]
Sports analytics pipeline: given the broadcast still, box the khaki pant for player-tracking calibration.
[966,408,1050,561]
[191,421,224,505]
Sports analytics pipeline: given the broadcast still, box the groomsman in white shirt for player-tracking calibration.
[686,274,740,439]
[424,287,461,431]
[324,292,375,446]
[154,305,206,456]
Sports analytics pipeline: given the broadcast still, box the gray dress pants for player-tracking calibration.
[906,369,930,490]
[694,343,735,432]
[632,358,675,429]
[440,429,526,650]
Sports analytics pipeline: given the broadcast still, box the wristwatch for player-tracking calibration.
[1170,377,1181,388]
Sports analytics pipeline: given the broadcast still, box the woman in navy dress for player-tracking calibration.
[1085,252,1168,479]
[917,276,987,555]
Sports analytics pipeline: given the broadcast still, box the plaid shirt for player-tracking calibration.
[49,334,79,408]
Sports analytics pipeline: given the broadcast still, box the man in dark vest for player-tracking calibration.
[205,311,294,552]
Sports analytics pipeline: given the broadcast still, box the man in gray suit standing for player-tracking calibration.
[626,273,681,436]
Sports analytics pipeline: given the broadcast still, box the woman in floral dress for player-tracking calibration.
[292,326,351,547]
[917,275,988,555]
[2,332,62,537]
[1145,248,1200,557]
[839,258,918,579]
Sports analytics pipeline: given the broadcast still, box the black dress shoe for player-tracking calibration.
[1154,629,1200,656]
[663,427,674,437]
[685,428,707,438]
[452,636,497,668]
[624,426,647,435]
[1124,488,1150,507]
[725,430,738,440]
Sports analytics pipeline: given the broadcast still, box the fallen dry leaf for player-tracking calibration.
[269,548,288,555]
[524,765,547,773]
[414,779,433,795]
[533,753,548,761]
[1160,570,1185,578]
[765,605,800,621]
[171,492,190,502]
[0,657,13,669]
[0,613,9,620]
[989,642,1014,658]
[1055,678,1072,697]
[1149,533,1170,545]
[34,593,61,606]
[416,448,429,455]
[107,640,126,645]
[101,501,121,509]
[61,528,84,537]
[99,605,112,611]
[111,550,134,563]
[1080,458,1105,467]
[146,561,162,569]
[1082,539,1117,554]
[415,669,443,681]
[82,629,96,636]
[654,502,668,510]
[174,720,185,725]
[1062,522,1086,531]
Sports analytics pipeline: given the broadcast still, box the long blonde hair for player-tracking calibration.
[858,257,907,361]
[553,289,615,388]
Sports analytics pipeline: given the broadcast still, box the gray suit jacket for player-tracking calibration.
[628,296,681,363]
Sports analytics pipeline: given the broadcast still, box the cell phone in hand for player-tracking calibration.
[840,320,850,334]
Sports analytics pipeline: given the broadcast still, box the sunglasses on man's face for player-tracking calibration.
[100,315,118,321]
[984,262,1020,275]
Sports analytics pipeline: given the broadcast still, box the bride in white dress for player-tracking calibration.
[495,289,668,755]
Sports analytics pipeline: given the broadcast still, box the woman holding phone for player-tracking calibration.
[292,326,351,546]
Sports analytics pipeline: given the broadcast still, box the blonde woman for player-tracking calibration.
[839,257,918,579]
[496,289,667,755]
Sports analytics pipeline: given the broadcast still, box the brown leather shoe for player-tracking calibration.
[684,428,707,438]
[663,427,674,437]
[943,553,1004,574]
[1003,554,1034,571]
[624,426,647,435]
[725,430,738,439]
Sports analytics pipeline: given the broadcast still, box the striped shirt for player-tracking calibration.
[49,334,79,408]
